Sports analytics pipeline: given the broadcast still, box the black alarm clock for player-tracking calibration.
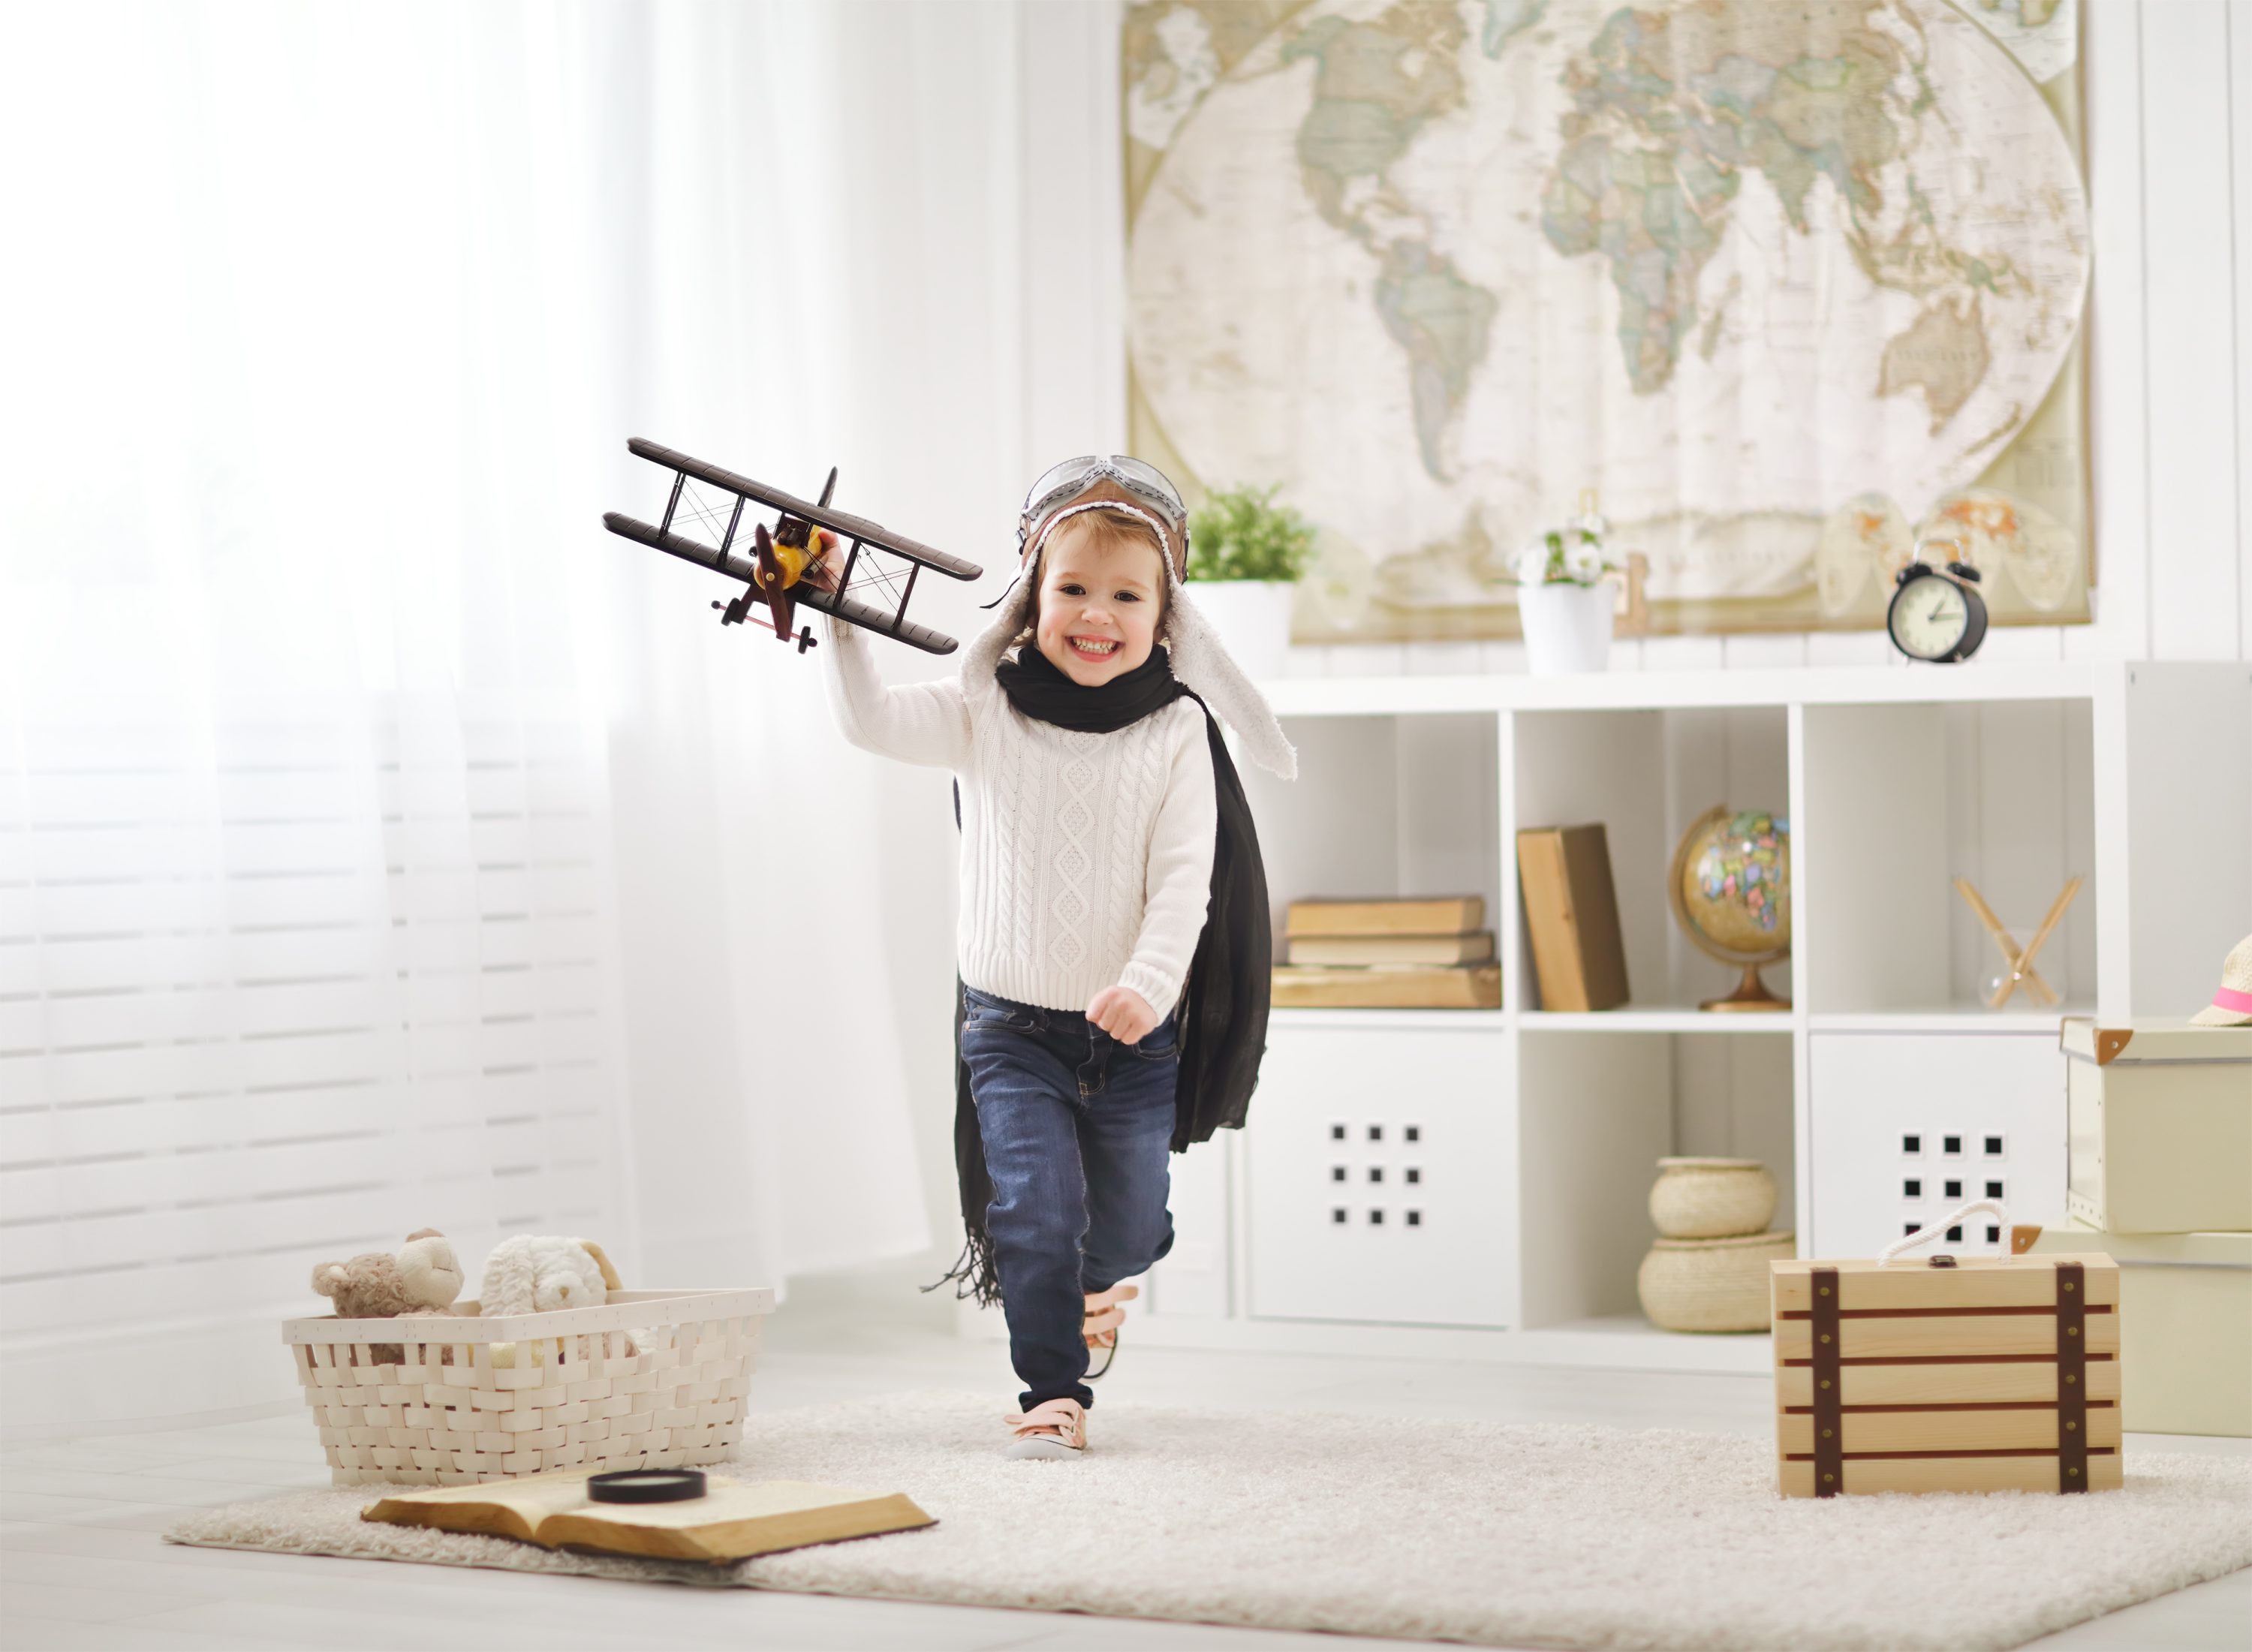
[1887,543,1988,663]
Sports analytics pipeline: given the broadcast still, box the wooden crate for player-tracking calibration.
[1771,1253,2121,1497]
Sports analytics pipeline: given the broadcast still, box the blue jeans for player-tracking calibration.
[959,984,1178,1410]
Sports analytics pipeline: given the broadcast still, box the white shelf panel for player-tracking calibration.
[1521,1010,1793,1034]
[1269,1007,1510,1031]
[1806,1007,2092,1034]
[1263,660,2113,719]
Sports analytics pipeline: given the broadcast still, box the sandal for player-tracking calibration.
[1004,1396,1087,1459]
[1082,1283,1137,1380]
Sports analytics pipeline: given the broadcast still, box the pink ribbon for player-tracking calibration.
[2214,985,2252,1013]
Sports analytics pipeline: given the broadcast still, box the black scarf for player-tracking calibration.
[930,642,1272,1307]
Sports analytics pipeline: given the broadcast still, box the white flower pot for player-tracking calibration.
[1187,579,1296,680]
[1517,579,1615,674]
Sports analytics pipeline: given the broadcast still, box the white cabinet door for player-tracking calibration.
[1808,1033,2067,1259]
[1247,1025,1512,1326]
[1145,1128,1230,1318]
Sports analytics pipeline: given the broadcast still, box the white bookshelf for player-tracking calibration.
[962,661,2251,1377]
[1517,1010,1793,1033]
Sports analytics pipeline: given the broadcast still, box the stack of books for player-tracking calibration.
[1272,896,1501,1009]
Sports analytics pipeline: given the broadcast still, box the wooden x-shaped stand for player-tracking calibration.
[1952,876,2083,1008]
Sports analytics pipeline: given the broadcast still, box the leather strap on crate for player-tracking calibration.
[2055,1259,2088,1494]
[1811,1265,1844,1497]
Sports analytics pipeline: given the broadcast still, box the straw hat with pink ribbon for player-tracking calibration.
[2190,931,2252,1026]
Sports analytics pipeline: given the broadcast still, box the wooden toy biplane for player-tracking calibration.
[604,438,982,654]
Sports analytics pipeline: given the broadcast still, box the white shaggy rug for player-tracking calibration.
[166,1390,2252,1652]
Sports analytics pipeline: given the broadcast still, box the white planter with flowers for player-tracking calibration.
[1517,582,1616,673]
[1184,484,1313,682]
[1513,512,1622,676]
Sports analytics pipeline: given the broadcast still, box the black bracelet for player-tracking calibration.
[587,1468,706,1503]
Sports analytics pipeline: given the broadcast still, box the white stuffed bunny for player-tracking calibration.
[477,1234,622,1317]
[476,1235,629,1369]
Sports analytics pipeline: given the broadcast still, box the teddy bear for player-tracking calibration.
[309,1229,464,1365]
[477,1235,630,1367]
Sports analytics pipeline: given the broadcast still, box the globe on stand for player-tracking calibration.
[1669,807,1791,1012]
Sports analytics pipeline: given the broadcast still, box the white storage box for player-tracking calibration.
[1808,1031,2067,1259]
[2027,1224,2250,1437]
[1248,1023,1513,1328]
[283,1287,774,1486]
[2063,1019,2252,1233]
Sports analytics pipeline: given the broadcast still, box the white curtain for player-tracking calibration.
[0,0,1037,1431]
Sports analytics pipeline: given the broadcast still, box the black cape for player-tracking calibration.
[930,642,1270,1306]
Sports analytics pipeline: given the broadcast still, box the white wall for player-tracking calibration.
[1013,0,2252,676]
[232,2,2207,1326]
[29,5,2224,1422]
[784,0,2252,1286]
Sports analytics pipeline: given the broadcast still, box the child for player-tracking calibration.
[813,456,1295,1458]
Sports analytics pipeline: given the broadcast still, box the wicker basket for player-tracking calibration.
[1637,1231,1794,1333]
[1647,1157,1778,1239]
[282,1287,774,1487]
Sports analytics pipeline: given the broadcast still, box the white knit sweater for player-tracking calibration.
[820,613,1217,1022]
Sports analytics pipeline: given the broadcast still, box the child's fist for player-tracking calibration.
[1087,985,1159,1045]
[802,528,841,591]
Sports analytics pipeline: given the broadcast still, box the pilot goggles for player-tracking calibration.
[1018,456,1189,550]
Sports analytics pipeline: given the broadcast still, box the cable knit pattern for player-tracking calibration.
[820,610,1216,1021]
[1049,733,1097,975]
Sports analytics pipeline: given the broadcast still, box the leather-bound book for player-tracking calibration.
[361,1469,933,1564]
[1515,824,1630,1013]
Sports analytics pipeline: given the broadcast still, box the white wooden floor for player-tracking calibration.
[5,1271,2247,1652]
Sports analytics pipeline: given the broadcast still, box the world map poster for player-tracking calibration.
[1123,0,2092,642]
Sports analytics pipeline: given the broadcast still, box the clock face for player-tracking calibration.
[1889,573,1971,660]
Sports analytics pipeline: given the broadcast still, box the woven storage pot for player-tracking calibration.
[1648,1157,1777,1239]
[282,1287,774,1488]
[1638,1231,1794,1332]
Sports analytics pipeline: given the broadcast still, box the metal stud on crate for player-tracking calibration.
[282,1288,774,1486]
[1770,1201,2121,1497]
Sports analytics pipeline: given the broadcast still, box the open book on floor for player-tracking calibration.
[362,1468,935,1564]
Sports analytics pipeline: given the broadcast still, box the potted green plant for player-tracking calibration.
[1185,483,1313,678]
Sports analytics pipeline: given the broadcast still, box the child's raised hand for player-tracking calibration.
[802,528,841,592]
[1087,985,1159,1045]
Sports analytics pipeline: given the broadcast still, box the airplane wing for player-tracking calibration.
[626,438,982,582]
[603,513,961,655]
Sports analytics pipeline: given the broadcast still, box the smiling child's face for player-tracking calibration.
[1032,516,1166,687]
